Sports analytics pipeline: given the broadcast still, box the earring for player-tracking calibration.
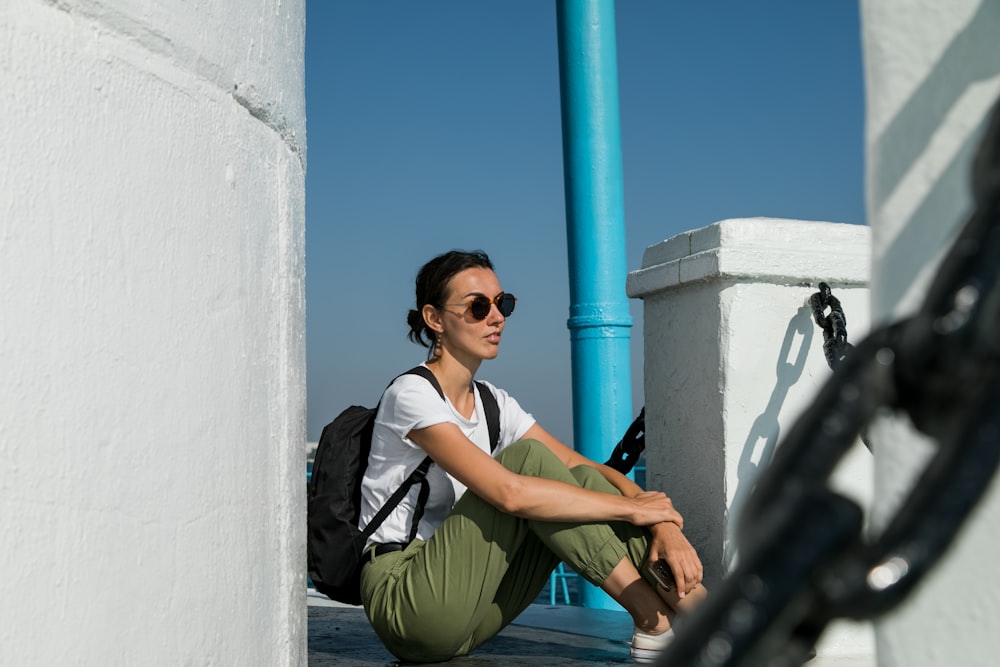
[427,332,442,361]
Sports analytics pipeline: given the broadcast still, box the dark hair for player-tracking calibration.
[407,250,495,348]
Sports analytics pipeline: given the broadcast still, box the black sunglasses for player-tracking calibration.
[443,292,517,320]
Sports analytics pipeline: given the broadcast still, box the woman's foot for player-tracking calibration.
[630,626,675,664]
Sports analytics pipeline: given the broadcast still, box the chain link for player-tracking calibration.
[657,96,1000,666]
[809,282,853,371]
[605,407,646,474]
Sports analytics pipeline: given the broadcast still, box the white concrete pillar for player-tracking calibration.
[860,1,1000,665]
[0,1,306,665]
[627,218,874,663]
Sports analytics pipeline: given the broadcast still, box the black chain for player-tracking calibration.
[809,282,873,453]
[605,407,646,474]
[809,282,853,371]
[657,96,1000,667]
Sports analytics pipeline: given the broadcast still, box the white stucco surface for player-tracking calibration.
[628,218,874,663]
[861,1,1000,665]
[0,1,306,664]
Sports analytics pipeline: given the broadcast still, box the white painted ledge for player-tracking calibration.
[627,218,871,299]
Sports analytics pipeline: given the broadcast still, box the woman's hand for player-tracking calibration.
[628,491,683,528]
[647,522,703,598]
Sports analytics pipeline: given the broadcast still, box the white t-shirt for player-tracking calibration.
[358,367,536,548]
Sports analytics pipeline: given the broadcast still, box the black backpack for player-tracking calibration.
[307,365,501,605]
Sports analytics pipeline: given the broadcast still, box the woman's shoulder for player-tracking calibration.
[377,368,452,429]
[385,367,441,399]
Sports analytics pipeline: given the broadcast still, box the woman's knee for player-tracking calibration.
[496,438,560,476]
[570,464,621,495]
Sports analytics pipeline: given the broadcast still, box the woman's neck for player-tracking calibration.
[425,355,480,416]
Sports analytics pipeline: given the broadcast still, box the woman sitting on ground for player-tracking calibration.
[358,249,707,663]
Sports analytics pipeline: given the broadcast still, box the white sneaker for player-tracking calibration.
[630,627,675,663]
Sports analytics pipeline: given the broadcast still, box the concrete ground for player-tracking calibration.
[307,590,874,666]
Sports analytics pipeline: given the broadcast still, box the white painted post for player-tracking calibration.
[0,1,306,665]
[627,217,875,664]
[860,1,1000,665]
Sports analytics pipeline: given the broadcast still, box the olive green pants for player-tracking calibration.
[359,438,654,663]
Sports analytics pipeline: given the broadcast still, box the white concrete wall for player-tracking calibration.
[860,1,1000,665]
[0,1,306,664]
[628,218,875,663]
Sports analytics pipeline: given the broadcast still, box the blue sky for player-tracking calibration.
[304,1,866,444]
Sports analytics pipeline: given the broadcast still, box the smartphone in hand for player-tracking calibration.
[643,559,676,592]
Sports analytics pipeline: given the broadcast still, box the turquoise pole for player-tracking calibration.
[556,0,633,611]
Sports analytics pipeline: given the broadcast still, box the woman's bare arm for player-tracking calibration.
[407,422,682,527]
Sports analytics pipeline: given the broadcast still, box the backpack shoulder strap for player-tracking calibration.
[360,366,440,540]
[475,381,501,453]
[360,455,432,540]
[401,365,444,400]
